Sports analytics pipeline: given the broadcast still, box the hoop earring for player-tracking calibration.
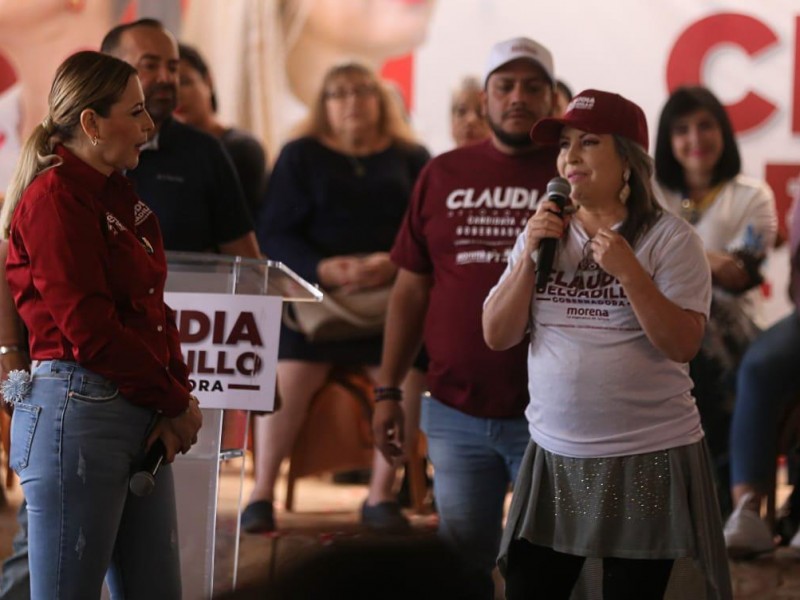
[91,136,98,147]
[619,168,631,205]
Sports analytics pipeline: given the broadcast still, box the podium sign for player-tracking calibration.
[164,292,281,412]
[163,253,320,599]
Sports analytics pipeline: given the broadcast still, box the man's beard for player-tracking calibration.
[145,85,177,124]
[487,114,535,149]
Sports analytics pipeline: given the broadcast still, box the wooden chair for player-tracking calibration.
[283,367,429,513]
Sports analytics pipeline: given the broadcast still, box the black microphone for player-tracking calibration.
[535,177,571,293]
[129,439,166,497]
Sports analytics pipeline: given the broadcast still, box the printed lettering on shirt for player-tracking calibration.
[535,259,641,332]
[447,186,541,266]
[106,212,127,235]
[133,200,153,226]
[156,173,185,183]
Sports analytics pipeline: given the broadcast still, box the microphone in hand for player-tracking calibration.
[535,177,571,293]
[129,439,166,497]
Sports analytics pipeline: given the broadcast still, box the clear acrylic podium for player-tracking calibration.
[164,251,321,600]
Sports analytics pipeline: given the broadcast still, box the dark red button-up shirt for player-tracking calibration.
[7,145,190,417]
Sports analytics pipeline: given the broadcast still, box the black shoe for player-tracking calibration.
[241,500,275,533]
[360,501,411,533]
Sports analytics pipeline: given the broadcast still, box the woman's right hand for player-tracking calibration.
[147,396,203,463]
[525,199,569,258]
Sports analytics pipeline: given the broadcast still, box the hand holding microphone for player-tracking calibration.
[131,395,202,496]
[130,439,166,497]
[531,177,571,292]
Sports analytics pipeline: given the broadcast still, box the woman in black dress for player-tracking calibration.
[244,62,429,533]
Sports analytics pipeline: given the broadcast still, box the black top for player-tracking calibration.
[220,127,268,222]
[257,136,430,364]
[130,118,254,252]
[258,136,430,284]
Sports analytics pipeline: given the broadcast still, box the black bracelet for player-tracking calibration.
[374,386,403,402]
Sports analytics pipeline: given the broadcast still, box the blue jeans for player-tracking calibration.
[10,360,181,599]
[421,396,529,597]
[730,311,800,487]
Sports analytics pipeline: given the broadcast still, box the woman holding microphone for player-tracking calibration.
[483,90,731,598]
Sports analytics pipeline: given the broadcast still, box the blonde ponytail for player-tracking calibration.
[1,51,137,239]
[1,124,60,239]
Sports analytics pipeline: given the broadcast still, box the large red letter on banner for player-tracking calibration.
[666,13,778,133]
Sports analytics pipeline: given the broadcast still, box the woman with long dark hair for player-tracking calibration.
[653,85,778,520]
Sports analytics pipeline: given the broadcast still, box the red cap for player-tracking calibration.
[530,89,648,149]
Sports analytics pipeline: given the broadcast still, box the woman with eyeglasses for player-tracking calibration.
[243,62,430,535]
[483,90,731,598]
[653,86,777,523]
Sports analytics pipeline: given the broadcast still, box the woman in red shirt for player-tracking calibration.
[3,51,201,599]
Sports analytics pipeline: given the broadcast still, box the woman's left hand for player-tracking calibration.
[707,250,750,292]
[590,228,642,282]
[342,252,397,291]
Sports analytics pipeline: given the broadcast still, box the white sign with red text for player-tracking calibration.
[164,292,281,412]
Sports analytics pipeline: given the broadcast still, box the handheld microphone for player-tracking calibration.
[535,177,571,293]
[129,439,166,497]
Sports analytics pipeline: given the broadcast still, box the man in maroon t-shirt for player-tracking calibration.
[373,37,559,597]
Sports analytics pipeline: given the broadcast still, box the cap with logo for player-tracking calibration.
[529,89,649,149]
[483,37,554,87]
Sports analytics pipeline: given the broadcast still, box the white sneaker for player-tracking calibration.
[724,493,775,558]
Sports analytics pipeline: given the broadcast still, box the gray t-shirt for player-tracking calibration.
[491,212,711,458]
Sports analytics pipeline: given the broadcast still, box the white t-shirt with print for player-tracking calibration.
[488,211,712,458]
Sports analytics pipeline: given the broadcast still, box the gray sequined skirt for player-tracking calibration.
[498,439,732,599]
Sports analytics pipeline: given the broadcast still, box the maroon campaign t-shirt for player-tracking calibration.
[391,139,558,418]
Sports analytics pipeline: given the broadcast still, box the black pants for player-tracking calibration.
[504,539,673,600]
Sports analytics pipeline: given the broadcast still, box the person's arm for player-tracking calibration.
[483,198,565,350]
[164,303,189,388]
[207,135,258,256]
[706,250,749,291]
[256,142,326,284]
[223,132,268,221]
[0,242,29,383]
[482,237,536,351]
[14,193,191,417]
[711,181,778,293]
[372,268,432,462]
[591,227,706,363]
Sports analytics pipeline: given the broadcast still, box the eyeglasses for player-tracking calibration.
[324,85,378,101]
